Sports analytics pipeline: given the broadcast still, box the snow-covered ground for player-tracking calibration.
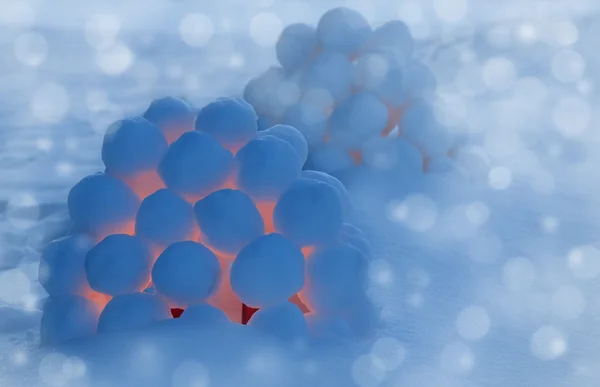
[1,0,600,386]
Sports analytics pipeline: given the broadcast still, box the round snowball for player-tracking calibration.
[249,302,308,341]
[234,135,302,200]
[135,189,196,246]
[362,137,424,176]
[301,170,353,220]
[143,96,196,141]
[194,189,264,255]
[196,97,258,150]
[316,7,372,56]
[276,23,318,73]
[158,131,234,198]
[97,293,171,334]
[39,234,95,297]
[40,295,100,345]
[243,66,287,117]
[406,61,437,100]
[85,234,153,296]
[68,173,140,236]
[308,143,356,174]
[230,233,305,308]
[301,51,354,102]
[339,223,372,258]
[257,124,308,165]
[281,103,329,146]
[102,117,168,179]
[179,303,230,325]
[274,178,344,246]
[152,241,221,307]
[329,92,389,148]
[369,20,414,56]
[304,243,368,313]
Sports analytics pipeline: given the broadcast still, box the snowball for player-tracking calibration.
[234,135,302,201]
[329,92,389,148]
[158,131,234,199]
[316,7,372,56]
[281,102,329,146]
[179,303,230,325]
[401,102,452,157]
[101,116,168,179]
[308,143,356,173]
[369,20,414,56]
[304,243,368,313]
[39,234,95,297]
[85,234,153,296]
[339,223,372,258]
[301,172,351,224]
[40,295,100,345]
[354,51,408,106]
[195,97,258,151]
[67,173,140,236]
[301,51,354,102]
[406,61,437,100]
[276,23,318,73]
[97,292,171,333]
[194,189,264,254]
[142,96,196,142]
[257,124,308,165]
[248,302,308,341]
[274,178,344,246]
[362,137,423,175]
[152,241,221,307]
[230,233,305,308]
[135,189,196,247]
[243,66,287,117]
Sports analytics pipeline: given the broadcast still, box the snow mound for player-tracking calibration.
[39,95,376,346]
[243,7,465,177]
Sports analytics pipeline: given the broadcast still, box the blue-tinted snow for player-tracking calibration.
[1,1,600,387]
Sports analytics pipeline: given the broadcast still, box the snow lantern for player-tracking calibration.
[243,7,462,176]
[39,96,378,345]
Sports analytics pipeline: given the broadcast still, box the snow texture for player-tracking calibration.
[230,233,305,308]
[85,234,153,296]
[151,241,221,307]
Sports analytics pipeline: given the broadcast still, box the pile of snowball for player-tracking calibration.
[38,96,378,345]
[244,7,459,176]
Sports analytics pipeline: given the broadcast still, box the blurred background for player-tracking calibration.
[1,1,600,386]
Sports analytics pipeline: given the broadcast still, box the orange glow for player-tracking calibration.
[255,200,277,234]
[123,170,165,200]
[290,293,311,314]
[301,245,314,259]
[207,254,243,323]
[219,176,238,190]
[348,149,363,166]
[94,219,136,243]
[297,288,314,313]
[83,288,111,312]
[381,105,404,137]
[163,125,192,145]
